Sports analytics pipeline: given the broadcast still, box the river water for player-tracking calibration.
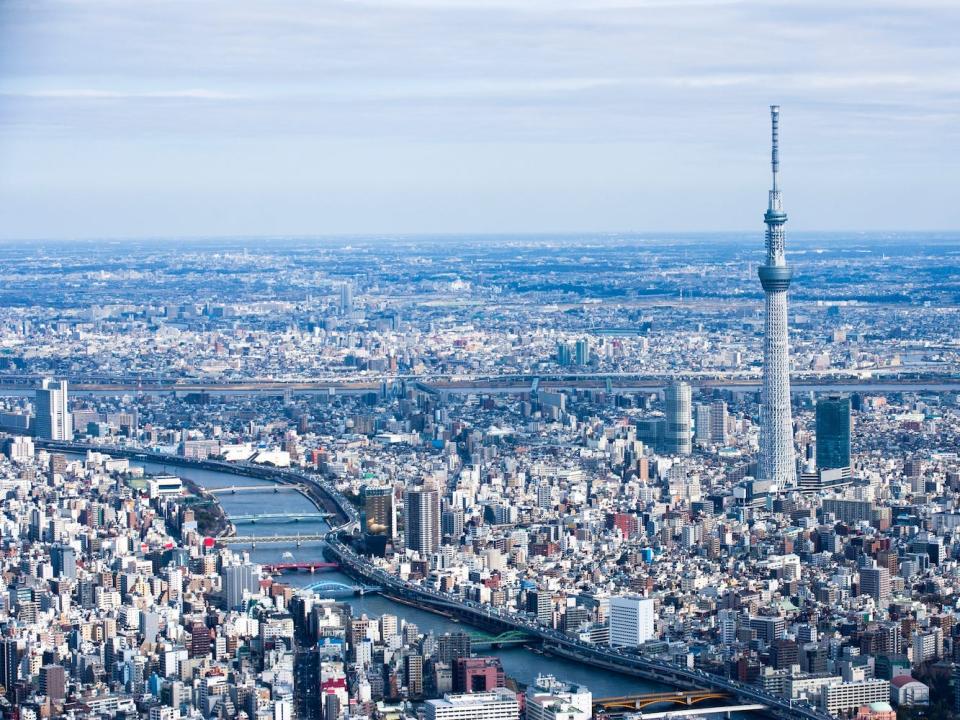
[123,458,667,697]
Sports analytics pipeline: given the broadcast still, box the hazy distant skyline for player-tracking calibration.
[1,0,958,240]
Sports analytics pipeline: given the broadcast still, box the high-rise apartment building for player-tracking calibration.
[664,382,692,456]
[860,566,891,604]
[574,338,591,366]
[404,485,440,557]
[758,106,796,491]
[710,400,729,444]
[816,394,851,470]
[694,403,712,445]
[339,282,354,315]
[223,563,260,610]
[35,378,71,440]
[609,595,655,647]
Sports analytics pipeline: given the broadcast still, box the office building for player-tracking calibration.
[526,590,553,626]
[425,689,519,720]
[609,595,655,647]
[51,544,77,579]
[757,106,796,491]
[405,484,440,556]
[0,639,18,698]
[364,485,397,539]
[816,394,852,470]
[35,378,71,440]
[664,382,692,456]
[454,657,504,693]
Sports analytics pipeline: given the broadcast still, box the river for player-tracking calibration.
[118,457,669,697]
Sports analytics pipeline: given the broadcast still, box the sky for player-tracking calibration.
[0,0,958,240]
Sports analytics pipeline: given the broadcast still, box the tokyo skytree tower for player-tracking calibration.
[757,105,796,490]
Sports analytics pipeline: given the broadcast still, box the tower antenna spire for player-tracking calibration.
[770,104,780,193]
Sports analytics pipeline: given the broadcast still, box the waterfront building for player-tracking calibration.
[425,689,519,720]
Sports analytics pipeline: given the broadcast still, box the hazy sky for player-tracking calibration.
[1,0,958,239]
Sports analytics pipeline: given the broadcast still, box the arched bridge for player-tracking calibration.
[303,581,382,598]
[595,690,731,711]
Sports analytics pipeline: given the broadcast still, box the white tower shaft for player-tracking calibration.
[758,105,795,490]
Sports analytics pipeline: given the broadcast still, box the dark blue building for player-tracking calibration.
[816,395,851,470]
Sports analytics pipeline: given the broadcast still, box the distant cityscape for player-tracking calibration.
[0,115,958,720]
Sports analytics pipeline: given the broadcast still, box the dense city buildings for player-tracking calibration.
[0,224,957,720]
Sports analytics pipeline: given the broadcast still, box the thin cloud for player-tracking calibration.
[0,88,248,100]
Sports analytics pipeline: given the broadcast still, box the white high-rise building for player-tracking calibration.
[609,595,655,647]
[425,689,519,720]
[757,106,796,491]
[664,382,692,456]
[35,378,71,440]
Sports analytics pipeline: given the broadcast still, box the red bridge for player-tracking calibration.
[263,562,339,573]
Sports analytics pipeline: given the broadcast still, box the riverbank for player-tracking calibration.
[181,477,235,538]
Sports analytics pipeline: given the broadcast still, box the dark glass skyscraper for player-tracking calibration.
[816,395,851,470]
